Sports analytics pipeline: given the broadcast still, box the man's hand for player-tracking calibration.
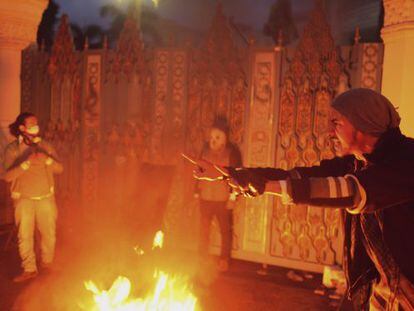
[226,167,267,197]
[181,153,224,181]
[193,158,224,181]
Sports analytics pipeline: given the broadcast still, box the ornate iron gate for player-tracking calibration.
[18,3,384,272]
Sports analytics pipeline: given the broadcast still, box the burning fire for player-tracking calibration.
[84,231,198,310]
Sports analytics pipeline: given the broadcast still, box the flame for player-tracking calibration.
[84,231,198,310]
[84,272,197,311]
[152,230,164,250]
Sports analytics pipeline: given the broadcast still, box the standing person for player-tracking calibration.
[196,116,242,272]
[2,112,63,282]
[194,89,414,310]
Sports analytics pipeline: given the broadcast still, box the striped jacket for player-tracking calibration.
[238,128,414,309]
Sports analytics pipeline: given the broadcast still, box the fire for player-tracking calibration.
[152,230,164,250]
[84,231,198,310]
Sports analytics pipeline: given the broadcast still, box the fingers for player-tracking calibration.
[193,166,220,181]
[228,178,259,198]
[247,183,259,196]
[214,164,229,177]
[193,168,207,180]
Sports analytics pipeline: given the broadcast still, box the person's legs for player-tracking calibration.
[35,197,57,267]
[14,198,37,282]
[199,200,214,257]
[215,202,232,263]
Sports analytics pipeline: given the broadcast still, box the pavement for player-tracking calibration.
[0,222,342,311]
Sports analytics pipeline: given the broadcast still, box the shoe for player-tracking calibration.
[13,271,38,283]
[218,259,229,272]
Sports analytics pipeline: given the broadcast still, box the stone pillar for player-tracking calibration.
[0,0,48,144]
[0,1,47,225]
[381,0,414,137]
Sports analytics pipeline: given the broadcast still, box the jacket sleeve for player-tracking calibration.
[289,155,356,178]
[2,145,27,182]
[232,156,361,208]
[346,160,414,213]
[231,155,355,182]
[282,157,362,208]
[42,142,63,174]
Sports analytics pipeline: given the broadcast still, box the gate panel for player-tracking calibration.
[17,3,385,272]
[233,50,280,259]
[82,54,102,216]
[270,3,346,272]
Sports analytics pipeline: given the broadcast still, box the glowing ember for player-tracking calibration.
[152,230,164,250]
[84,271,197,311]
[84,231,198,310]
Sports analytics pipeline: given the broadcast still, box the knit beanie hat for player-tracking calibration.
[332,88,400,137]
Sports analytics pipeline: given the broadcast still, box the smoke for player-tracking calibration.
[11,159,220,310]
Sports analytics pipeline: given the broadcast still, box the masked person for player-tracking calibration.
[2,112,63,282]
[196,117,242,272]
[194,89,414,310]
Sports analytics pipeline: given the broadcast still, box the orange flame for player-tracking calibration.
[152,230,164,250]
[84,231,198,310]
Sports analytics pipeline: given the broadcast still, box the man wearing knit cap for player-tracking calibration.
[194,88,414,310]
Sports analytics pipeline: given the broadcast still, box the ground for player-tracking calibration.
[0,221,343,311]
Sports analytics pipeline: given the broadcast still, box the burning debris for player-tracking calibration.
[83,231,198,311]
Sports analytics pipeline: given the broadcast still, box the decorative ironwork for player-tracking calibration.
[105,10,147,83]
[359,44,383,91]
[272,1,348,265]
[82,55,102,212]
[19,2,384,272]
[186,3,247,157]
[148,50,169,163]
[48,15,78,80]
[21,47,35,113]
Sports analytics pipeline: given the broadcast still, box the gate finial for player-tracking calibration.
[48,14,77,80]
[354,27,361,45]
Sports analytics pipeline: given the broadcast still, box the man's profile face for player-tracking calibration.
[330,111,357,155]
[209,127,227,152]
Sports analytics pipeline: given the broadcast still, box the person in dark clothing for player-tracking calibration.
[196,116,242,272]
[194,89,414,310]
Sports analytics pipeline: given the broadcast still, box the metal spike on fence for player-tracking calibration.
[103,35,108,50]
[354,26,361,45]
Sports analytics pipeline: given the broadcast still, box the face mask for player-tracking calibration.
[209,128,226,151]
[25,125,39,136]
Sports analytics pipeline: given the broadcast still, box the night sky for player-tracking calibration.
[53,0,381,44]
[54,0,313,31]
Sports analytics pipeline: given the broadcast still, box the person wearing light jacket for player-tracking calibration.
[3,112,63,282]
[196,116,242,272]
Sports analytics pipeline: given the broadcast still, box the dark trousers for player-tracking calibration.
[199,200,232,260]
